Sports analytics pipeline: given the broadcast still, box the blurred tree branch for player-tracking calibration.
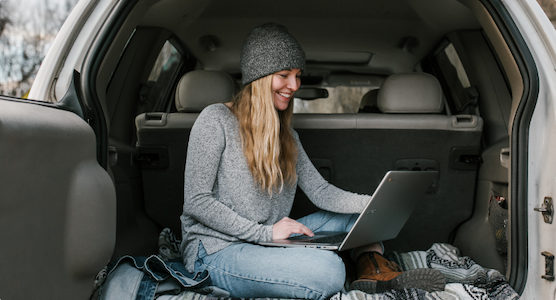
[538,0,556,27]
[0,0,77,98]
[0,1,11,36]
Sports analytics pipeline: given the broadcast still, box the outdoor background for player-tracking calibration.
[0,0,555,98]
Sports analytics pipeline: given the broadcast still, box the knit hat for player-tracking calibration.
[240,23,305,86]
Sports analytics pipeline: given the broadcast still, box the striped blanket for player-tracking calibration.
[145,230,520,300]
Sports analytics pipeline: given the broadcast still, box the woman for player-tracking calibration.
[180,23,445,299]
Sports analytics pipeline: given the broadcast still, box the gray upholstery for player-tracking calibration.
[293,113,482,131]
[0,100,116,299]
[175,70,236,113]
[378,73,444,113]
[289,73,482,251]
[137,70,237,234]
[137,70,482,253]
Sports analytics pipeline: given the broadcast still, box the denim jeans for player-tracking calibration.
[194,211,359,300]
[99,255,229,300]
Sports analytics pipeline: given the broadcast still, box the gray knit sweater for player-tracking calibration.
[180,103,370,272]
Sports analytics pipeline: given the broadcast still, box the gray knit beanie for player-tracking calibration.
[240,23,305,86]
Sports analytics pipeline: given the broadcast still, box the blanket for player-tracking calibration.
[121,229,521,300]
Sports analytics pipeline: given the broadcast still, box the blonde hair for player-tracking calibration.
[230,74,297,195]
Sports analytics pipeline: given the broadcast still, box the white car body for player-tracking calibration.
[3,0,556,298]
[510,0,556,298]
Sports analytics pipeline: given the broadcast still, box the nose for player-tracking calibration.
[287,75,300,91]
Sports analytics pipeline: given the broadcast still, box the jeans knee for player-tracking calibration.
[305,251,346,299]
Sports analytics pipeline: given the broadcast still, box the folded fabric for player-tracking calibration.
[96,228,519,300]
[159,228,182,261]
[387,243,519,300]
[154,240,519,300]
[97,255,229,300]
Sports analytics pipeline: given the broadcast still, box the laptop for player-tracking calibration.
[260,170,438,251]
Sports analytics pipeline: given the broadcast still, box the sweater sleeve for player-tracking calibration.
[182,106,273,243]
[293,131,370,214]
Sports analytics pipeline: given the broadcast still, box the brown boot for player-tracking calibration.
[349,252,445,294]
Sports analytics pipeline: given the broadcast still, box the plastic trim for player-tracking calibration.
[482,0,539,295]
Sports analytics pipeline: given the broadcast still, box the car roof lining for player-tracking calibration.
[136,0,481,75]
[95,0,520,133]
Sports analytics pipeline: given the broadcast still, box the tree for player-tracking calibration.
[538,0,556,28]
[0,1,10,37]
[0,0,78,98]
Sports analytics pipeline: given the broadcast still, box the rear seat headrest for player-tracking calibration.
[377,73,444,114]
[175,70,237,113]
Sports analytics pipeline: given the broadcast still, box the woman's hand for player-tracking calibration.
[272,217,314,240]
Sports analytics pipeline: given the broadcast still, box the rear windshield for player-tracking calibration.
[293,86,374,114]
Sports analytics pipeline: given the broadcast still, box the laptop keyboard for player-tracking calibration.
[305,233,348,244]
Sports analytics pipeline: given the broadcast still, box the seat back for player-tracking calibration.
[0,101,115,299]
[136,71,483,252]
[291,73,483,252]
[135,70,236,234]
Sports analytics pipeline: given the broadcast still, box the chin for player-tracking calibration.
[275,104,289,111]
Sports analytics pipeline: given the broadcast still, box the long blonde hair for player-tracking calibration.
[230,74,297,195]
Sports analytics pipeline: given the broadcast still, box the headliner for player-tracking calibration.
[139,0,480,76]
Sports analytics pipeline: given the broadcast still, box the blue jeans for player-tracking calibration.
[99,255,229,300]
[194,211,359,300]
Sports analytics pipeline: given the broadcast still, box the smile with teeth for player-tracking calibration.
[278,92,292,99]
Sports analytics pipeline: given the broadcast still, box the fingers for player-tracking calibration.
[296,222,314,237]
[272,217,314,240]
[287,223,313,236]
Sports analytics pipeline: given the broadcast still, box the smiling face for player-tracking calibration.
[271,68,302,111]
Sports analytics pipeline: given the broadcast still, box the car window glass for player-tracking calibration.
[444,44,471,89]
[431,43,474,114]
[141,40,184,113]
[294,86,373,114]
[0,0,79,101]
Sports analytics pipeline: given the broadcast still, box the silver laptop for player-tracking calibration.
[261,170,438,251]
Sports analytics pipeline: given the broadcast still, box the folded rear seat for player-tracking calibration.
[292,72,483,252]
[136,70,482,253]
[135,70,236,234]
